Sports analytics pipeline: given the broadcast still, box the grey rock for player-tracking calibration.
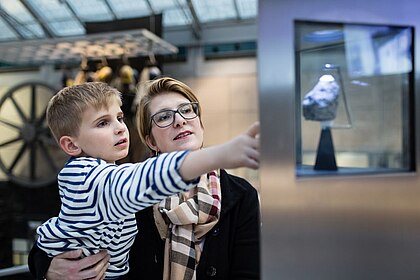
[302,74,340,121]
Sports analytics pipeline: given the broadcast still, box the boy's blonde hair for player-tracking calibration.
[47,82,122,142]
[135,77,202,148]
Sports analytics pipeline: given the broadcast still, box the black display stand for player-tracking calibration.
[314,126,337,170]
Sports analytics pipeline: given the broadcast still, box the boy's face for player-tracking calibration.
[72,97,129,163]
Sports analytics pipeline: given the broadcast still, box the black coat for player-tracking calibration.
[29,169,261,280]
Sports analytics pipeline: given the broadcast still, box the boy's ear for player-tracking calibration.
[59,136,82,156]
[145,135,158,152]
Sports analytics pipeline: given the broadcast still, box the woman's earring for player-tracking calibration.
[155,150,160,157]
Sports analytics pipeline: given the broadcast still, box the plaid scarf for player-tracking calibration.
[153,171,221,280]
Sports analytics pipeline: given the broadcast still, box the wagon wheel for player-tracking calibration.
[0,81,68,188]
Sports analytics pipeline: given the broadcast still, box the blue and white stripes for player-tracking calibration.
[36,150,195,279]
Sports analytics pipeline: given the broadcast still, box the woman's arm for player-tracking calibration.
[28,243,109,280]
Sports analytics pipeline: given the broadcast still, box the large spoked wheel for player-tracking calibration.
[0,81,68,188]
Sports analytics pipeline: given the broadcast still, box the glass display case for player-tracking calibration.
[295,20,415,176]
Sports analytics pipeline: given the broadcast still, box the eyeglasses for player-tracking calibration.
[150,102,199,128]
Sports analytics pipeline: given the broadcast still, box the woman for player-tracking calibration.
[29,77,260,280]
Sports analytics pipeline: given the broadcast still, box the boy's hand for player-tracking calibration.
[218,122,260,170]
[180,122,260,181]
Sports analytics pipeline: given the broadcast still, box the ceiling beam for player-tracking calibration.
[185,0,201,40]
[0,7,25,39]
[144,0,155,14]
[102,0,117,19]
[19,0,54,38]
[60,0,85,28]
[232,0,241,20]
[144,0,159,34]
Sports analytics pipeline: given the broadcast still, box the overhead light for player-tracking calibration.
[304,29,344,42]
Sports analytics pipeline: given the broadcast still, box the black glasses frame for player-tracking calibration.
[150,102,200,129]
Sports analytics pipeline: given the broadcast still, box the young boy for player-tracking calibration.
[35,82,260,279]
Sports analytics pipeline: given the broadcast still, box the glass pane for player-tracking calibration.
[191,0,236,23]
[236,0,257,19]
[67,0,114,21]
[148,0,191,26]
[27,0,85,36]
[0,17,18,41]
[16,23,44,38]
[27,0,74,20]
[107,0,150,19]
[49,20,85,36]
[295,20,414,176]
[149,0,181,11]
[0,0,46,39]
[163,8,191,26]
[0,0,34,21]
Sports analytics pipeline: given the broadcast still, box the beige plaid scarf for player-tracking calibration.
[153,171,221,280]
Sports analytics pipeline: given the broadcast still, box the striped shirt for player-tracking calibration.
[36,150,196,279]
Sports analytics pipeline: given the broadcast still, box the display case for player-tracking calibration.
[295,20,415,176]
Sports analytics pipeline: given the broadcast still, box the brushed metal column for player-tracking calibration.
[258,0,420,279]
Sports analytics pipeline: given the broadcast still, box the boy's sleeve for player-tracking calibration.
[61,150,199,221]
[28,243,52,280]
[105,150,198,215]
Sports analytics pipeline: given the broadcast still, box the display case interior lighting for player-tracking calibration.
[303,29,344,42]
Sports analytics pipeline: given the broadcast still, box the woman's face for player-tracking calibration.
[146,92,204,153]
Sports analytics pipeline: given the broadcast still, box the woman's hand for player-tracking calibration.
[45,249,109,280]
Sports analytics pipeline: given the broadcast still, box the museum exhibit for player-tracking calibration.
[259,0,420,279]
